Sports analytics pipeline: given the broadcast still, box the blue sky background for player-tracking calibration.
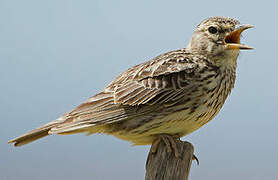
[1,0,277,180]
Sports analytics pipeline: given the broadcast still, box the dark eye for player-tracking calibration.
[208,26,218,34]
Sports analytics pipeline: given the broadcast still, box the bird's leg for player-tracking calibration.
[150,134,180,158]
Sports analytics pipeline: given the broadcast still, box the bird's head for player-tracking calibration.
[187,17,253,65]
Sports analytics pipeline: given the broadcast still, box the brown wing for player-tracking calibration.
[106,49,204,105]
[48,50,209,134]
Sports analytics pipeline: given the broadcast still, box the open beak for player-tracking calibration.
[224,24,254,50]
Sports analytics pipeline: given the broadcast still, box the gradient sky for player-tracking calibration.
[1,0,277,180]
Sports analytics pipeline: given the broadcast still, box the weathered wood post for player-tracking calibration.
[145,140,194,180]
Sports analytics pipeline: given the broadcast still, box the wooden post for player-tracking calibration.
[145,140,194,180]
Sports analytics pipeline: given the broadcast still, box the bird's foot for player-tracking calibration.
[151,134,180,158]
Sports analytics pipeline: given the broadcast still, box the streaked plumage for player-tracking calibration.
[9,17,253,146]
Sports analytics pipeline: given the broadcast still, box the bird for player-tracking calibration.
[9,17,253,155]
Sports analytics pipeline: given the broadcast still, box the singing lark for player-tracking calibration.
[9,17,253,151]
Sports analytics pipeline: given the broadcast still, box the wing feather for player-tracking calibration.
[48,49,211,133]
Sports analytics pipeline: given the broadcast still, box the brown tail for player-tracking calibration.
[8,124,58,147]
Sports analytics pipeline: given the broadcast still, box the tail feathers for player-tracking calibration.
[9,117,99,147]
[8,124,57,147]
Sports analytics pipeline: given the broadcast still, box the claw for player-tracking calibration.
[193,154,199,165]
